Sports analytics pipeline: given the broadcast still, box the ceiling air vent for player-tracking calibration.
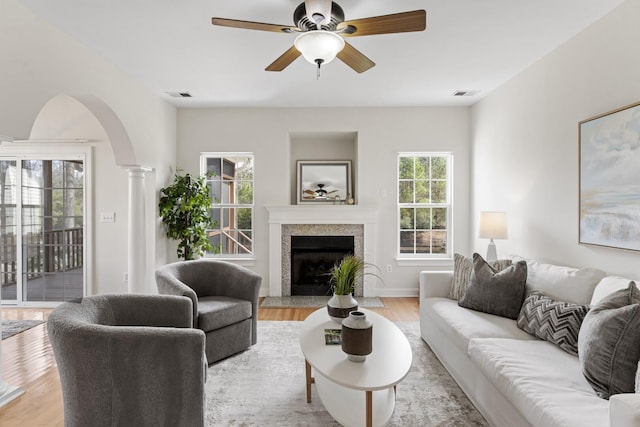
[453,90,480,97]
[166,91,192,98]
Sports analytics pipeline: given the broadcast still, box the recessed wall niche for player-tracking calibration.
[289,131,358,204]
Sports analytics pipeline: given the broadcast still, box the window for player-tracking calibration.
[398,153,452,257]
[200,153,254,257]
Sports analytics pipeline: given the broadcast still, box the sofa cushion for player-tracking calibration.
[578,283,640,399]
[448,253,512,300]
[423,297,536,353]
[468,338,609,427]
[512,256,606,305]
[591,276,638,306]
[197,296,252,333]
[517,292,590,356]
[458,253,527,319]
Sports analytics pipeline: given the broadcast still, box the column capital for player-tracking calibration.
[126,166,152,176]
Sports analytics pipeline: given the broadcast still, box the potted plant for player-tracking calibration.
[159,171,216,260]
[327,255,382,323]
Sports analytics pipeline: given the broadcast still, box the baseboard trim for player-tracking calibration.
[375,288,418,297]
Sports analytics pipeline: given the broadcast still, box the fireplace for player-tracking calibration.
[290,235,354,296]
[265,205,378,297]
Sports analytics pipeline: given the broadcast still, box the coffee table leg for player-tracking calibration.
[305,359,313,403]
[366,390,372,427]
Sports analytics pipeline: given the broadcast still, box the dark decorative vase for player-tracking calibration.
[341,311,373,362]
[327,293,358,323]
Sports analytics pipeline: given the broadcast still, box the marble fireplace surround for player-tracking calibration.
[266,205,378,297]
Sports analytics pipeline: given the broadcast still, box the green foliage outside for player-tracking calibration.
[236,181,253,230]
[398,155,449,254]
[159,171,217,260]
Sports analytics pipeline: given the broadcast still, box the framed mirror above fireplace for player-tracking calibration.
[297,160,352,204]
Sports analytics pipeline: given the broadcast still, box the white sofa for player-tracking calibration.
[419,258,640,427]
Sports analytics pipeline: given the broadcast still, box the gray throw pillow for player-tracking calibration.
[578,282,640,399]
[458,253,527,319]
[517,291,589,356]
[449,253,512,300]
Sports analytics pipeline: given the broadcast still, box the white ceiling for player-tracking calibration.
[19,0,624,108]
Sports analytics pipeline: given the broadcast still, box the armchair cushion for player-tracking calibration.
[198,296,252,332]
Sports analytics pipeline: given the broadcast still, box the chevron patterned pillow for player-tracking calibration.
[517,291,590,356]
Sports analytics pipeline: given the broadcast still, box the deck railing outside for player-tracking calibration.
[0,227,83,286]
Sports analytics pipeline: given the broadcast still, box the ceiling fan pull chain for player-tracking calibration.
[315,59,323,79]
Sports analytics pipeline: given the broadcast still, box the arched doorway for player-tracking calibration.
[0,94,147,305]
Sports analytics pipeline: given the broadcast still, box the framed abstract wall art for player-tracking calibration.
[579,101,640,251]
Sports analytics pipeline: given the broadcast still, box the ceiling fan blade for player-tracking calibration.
[304,189,317,194]
[266,46,302,72]
[212,17,299,34]
[305,0,332,27]
[337,10,426,37]
[337,42,375,73]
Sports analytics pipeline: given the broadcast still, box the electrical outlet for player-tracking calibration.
[386,264,392,273]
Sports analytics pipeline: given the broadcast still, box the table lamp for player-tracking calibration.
[479,211,508,261]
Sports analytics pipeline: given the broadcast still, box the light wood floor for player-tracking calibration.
[0,297,418,427]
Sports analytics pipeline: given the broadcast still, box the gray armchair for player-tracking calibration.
[155,259,262,364]
[47,294,206,427]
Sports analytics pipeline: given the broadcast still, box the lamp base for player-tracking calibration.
[486,240,497,261]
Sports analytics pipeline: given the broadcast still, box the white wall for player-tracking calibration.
[0,0,177,296]
[178,107,471,296]
[471,0,640,278]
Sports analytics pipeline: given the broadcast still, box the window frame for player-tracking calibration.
[397,152,453,260]
[199,152,255,261]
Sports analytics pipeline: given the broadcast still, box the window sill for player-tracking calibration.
[395,257,453,268]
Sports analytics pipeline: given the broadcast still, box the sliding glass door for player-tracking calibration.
[1,155,86,305]
[0,160,18,303]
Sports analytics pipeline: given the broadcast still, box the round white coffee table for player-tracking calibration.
[300,307,412,427]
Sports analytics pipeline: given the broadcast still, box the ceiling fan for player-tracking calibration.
[211,1,426,75]
[303,183,338,199]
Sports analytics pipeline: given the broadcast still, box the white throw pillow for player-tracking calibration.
[591,276,639,306]
[511,256,606,305]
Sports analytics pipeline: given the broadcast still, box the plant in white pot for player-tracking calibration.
[327,255,382,323]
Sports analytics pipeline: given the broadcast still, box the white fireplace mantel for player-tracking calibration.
[265,205,378,297]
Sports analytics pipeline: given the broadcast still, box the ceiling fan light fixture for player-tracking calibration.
[294,30,345,66]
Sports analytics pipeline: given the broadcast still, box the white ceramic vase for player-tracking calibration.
[327,293,358,323]
[341,311,373,362]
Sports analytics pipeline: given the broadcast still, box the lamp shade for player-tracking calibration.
[479,211,508,240]
[294,30,345,65]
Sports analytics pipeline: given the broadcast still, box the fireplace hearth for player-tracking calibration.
[291,235,354,296]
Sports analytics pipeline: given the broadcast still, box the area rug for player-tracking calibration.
[261,296,384,308]
[206,321,488,426]
[1,319,45,340]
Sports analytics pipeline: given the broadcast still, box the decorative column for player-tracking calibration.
[127,168,149,294]
[0,307,25,407]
